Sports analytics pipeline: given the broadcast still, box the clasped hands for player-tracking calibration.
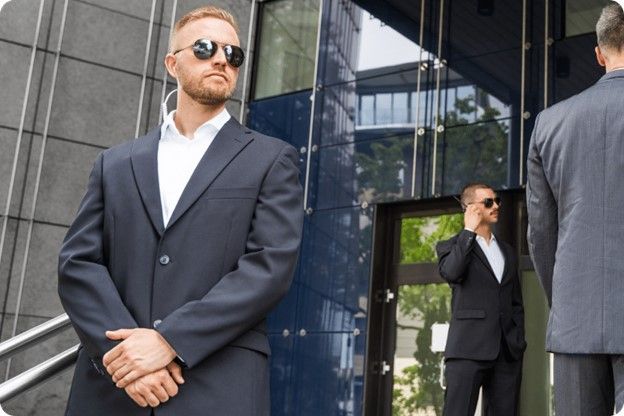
[102,328,183,408]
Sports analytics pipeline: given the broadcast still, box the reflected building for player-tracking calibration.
[0,0,611,415]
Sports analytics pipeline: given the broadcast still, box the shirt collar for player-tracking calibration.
[160,107,231,140]
[475,233,497,244]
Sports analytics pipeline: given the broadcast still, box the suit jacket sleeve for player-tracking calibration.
[526,113,558,306]
[436,229,476,284]
[58,153,138,362]
[156,145,304,368]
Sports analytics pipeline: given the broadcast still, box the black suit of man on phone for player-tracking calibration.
[436,183,526,416]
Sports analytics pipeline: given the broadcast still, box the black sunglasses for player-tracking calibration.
[467,197,501,209]
[173,39,245,68]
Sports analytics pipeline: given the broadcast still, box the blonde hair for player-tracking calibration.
[169,6,239,52]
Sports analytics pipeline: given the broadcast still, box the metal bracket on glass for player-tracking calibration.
[417,128,425,136]
[524,42,531,50]
[361,201,369,210]
[282,329,290,338]
[376,289,395,303]
[298,329,307,337]
[522,111,531,119]
[300,146,307,154]
[305,207,313,216]
[380,361,391,376]
[436,125,445,133]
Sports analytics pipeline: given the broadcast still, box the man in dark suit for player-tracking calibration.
[436,183,525,416]
[526,4,624,414]
[57,6,303,415]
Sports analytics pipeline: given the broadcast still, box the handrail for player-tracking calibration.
[0,345,79,403]
[0,314,71,362]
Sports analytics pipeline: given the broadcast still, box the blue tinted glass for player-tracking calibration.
[291,332,366,415]
[314,135,414,209]
[297,206,372,332]
[269,334,295,415]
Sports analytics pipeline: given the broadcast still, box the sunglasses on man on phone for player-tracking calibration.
[453,195,501,210]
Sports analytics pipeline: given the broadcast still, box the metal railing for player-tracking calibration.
[0,314,78,406]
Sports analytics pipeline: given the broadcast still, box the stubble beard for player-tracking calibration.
[181,75,235,106]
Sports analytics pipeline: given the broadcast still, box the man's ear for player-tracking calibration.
[164,53,178,79]
[595,46,607,68]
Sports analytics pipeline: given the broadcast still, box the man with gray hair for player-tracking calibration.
[526,2,624,415]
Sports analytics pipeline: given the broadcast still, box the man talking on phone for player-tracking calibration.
[436,183,526,416]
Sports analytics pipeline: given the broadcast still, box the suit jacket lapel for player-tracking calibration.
[130,127,165,237]
[499,240,512,284]
[472,242,498,282]
[165,118,253,230]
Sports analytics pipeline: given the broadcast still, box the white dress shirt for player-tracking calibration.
[158,108,231,226]
[474,233,505,283]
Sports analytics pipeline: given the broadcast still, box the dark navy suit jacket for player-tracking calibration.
[58,118,303,415]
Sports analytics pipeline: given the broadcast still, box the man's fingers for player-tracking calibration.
[162,374,179,397]
[111,363,132,383]
[144,391,160,408]
[102,344,123,366]
[105,329,133,340]
[151,383,170,403]
[167,363,185,384]
[126,384,148,407]
[116,370,141,388]
[106,357,128,378]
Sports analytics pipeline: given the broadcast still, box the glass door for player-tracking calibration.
[365,190,553,416]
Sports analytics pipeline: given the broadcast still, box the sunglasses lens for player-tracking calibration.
[483,198,501,208]
[193,40,216,59]
[224,45,245,67]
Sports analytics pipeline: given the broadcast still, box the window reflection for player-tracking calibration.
[253,0,320,99]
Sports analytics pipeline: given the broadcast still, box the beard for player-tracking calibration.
[178,72,235,106]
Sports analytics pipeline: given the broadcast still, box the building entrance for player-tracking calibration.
[365,190,552,415]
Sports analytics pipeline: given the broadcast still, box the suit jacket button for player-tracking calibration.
[159,255,170,265]
[153,319,162,328]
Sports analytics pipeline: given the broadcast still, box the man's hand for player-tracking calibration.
[124,362,185,408]
[464,204,482,230]
[103,328,177,388]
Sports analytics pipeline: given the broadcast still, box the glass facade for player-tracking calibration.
[0,0,611,414]
[247,0,608,415]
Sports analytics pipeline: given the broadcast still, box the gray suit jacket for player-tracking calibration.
[58,118,303,415]
[526,69,624,354]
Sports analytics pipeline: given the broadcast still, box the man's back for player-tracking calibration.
[527,69,624,353]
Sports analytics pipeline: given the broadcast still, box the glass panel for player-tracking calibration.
[436,118,514,196]
[566,0,610,37]
[246,90,311,176]
[315,135,413,209]
[297,206,372,331]
[291,332,366,415]
[393,283,451,416]
[518,271,553,416]
[400,213,463,264]
[253,0,320,99]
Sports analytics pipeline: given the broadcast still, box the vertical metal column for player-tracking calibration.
[134,0,158,138]
[158,0,179,123]
[430,0,445,196]
[303,0,324,210]
[410,0,426,199]
[519,0,528,184]
[0,0,45,288]
[5,0,70,380]
[239,0,258,124]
